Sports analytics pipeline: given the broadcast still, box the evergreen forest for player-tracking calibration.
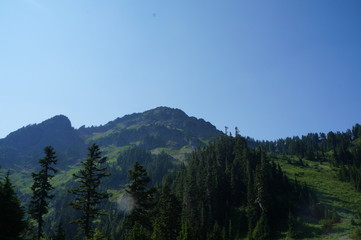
[1,108,361,240]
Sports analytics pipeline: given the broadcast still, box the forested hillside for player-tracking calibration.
[251,124,361,191]
[1,108,361,239]
[1,134,320,240]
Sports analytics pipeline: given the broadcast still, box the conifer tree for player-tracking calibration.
[123,162,156,239]
[0,171,27,240]
[151,185,181,240]
[252,150,271,239]
[29,146,57,240]
[69,143,110,239]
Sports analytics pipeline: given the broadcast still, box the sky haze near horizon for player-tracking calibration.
[1,0,361,140]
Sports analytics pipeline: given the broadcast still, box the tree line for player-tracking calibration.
[247,124,361,192]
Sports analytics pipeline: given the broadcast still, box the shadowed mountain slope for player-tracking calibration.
[0,107,222,168]
[0,115,85,168]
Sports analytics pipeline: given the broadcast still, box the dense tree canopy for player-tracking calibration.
[0,170,26,240]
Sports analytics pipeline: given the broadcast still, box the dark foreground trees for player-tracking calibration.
[29,146,58,240]
[69,143,110,239]
[0,171,26,240]
[171,135,316,240]
[151,185,181,240]
[122,162,156,240]
[111,135,316,240]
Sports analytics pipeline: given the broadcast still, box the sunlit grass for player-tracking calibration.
[274,156,361,239]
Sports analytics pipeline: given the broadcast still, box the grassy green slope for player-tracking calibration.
[274,155,361,240]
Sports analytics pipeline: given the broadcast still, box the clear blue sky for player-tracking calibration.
[1,0,360,140]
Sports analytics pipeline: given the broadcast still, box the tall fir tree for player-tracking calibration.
[151,185,181,240]
[123,162,156,240]
[0,171,27,240]
[69,143,110,238]
[29,146,57,240]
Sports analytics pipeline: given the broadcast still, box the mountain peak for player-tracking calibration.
[145,106,187,115]
[0,114,84,168]
[77,106,222,151]
[42,115,72,130]
[142,106,189,121]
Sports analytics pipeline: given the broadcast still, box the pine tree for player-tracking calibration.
[254,150,271,215]
[29,146,57,240]
[246,155,258,236]
[123,162,156,239]
[0,171,27,240]
[252,150,271,239]
[69,143,110,238]
[151,185,181,240]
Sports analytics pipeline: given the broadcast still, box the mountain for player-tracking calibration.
[0,115,85,168]
[78,107,221,150]
[0,107,222,168]
[2,108,361,239]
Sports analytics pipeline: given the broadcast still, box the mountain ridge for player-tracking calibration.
[77,106,218,138]
[0,107,223,168]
